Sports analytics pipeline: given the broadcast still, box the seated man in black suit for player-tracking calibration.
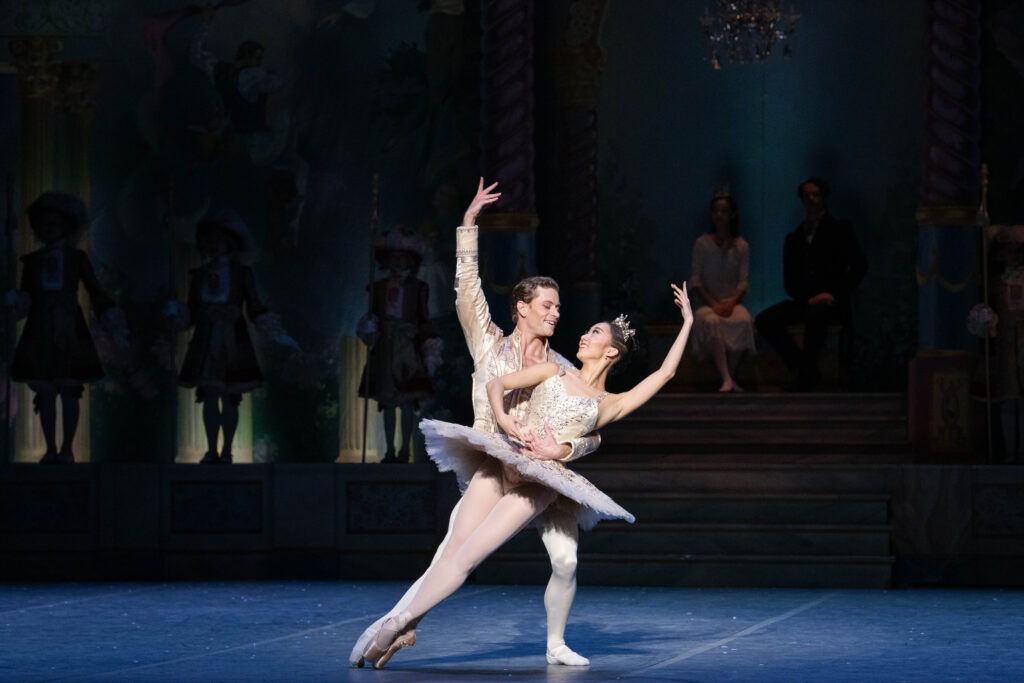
[755,177,868,390]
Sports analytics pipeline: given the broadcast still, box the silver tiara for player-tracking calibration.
[611,314,636,344]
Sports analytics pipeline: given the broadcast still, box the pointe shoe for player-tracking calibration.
[546,644,590,666]
[350,615,422,667]
[350,619,384,668]
[362,612,414,669]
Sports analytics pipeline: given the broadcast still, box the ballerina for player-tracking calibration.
[357,282,693,668]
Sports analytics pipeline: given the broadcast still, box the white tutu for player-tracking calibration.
[419,418,634,530]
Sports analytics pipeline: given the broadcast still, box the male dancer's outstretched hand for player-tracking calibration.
[463,178,501,226]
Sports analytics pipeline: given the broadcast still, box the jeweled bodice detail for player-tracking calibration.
[523,373,602,444]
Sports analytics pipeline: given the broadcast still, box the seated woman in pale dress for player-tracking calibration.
[690,192,756,392]
[355,284,693,668]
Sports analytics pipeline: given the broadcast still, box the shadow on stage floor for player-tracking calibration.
[2,581,1022,681]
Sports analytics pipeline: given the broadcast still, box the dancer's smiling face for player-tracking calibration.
[516,286,560,338]
[577,322,619,364]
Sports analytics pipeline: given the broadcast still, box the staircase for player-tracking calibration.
[599,392,910,462]
[475,392,907,588]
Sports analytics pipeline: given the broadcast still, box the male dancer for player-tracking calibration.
[350,179,599,666]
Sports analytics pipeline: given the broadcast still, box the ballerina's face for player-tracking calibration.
[577,322,616,362]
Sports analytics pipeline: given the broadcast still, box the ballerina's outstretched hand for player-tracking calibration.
[594,283,693,429]
[673,282,693,324]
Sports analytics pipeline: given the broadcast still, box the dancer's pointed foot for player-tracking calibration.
[718,380,744,393]
[546,644,590,666]
[200,450,219,464]
[350,615,422,667]
[349,617,386,668]
[39,450,59,464]
[362,612,414,669]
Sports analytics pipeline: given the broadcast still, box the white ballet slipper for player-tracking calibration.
[546,644,590,666]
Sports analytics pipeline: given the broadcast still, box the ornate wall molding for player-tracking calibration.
[7,36,63,100]
[57,61,100,119]
[0,0,109,36]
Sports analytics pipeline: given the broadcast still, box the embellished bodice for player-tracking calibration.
[523,373,604,444]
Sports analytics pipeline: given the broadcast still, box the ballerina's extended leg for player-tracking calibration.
[348,497,466,667]
[364,473,556,667]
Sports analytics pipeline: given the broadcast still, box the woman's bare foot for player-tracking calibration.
[717,380,744,393]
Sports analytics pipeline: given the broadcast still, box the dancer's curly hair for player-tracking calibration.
[510,276,559,322]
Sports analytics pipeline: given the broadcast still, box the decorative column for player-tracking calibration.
[549,0,607,337]
[7,36,62,463]
[8,36,61,240]
[55,61,100,201]
[910,0,982,458]
[915,0,982,350]
[477,0,538,326]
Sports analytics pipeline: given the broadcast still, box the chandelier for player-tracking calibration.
[699,1,800,69]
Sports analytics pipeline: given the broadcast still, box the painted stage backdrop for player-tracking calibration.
[1,0,1018,464]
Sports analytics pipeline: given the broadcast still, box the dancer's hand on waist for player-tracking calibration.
[522,423,570,461]
[496,413,527,442]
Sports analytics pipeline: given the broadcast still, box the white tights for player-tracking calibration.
[352,461,582,665]
[401,458,558,620]
[539,507,580,651]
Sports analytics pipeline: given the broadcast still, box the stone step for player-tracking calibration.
[629,392,906,419]
[591,448,913,464]
[601,416,907,445]
[598,392,909,448]
[610,493,890,524]
[573,463,892,494]
[475,553,895,588]
[503,522,891,556]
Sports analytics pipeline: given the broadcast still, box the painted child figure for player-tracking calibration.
[357,227,443,463]
[172,212,283,464]
[8,192,126,463]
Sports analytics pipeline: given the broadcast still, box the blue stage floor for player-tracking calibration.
[1,581,1022,681]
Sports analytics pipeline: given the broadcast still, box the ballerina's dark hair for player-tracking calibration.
[607,314,638,368]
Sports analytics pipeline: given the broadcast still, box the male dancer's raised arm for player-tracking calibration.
[455,179,599,463]
[454,180,503,367]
